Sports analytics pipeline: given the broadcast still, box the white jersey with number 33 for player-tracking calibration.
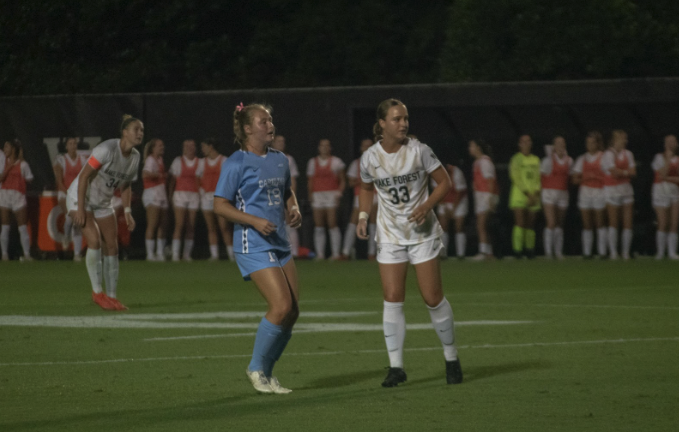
[360,138,443,245]
[67,139,140,209]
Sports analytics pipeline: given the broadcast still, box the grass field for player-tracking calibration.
[1,258,677,431]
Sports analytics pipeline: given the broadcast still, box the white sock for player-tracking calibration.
[63,215,73,243]
[103,255,119,298]
[455,233,466,258]
[156,238,166,259]
[582,230,593,256]
[368,224,377,256]
[329,227,341,258]
[554,227,564,257]
[72,225,83,256]
[441,232,450,257]
[85,248,103,294]
[480,242,491,255]
[286,225,299,257]
[226,245,235,261]
[18,225,30,258]
[210,244,219,259]
[383,301,406,368]
[172,239,181,259]
[656,231,667,259]
[608,227,618,257]
[342,223,357,256]
[597,227,608,257]
[427,298,458,361]
[668,233,678,258]
[0,225,8,257]
[622,229,632,258]
[145,239,155,259]
[543,228,554,258]
[314,227,326,259]
[183,239,194,259]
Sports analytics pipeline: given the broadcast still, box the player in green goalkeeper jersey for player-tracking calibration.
[509,135,541,258]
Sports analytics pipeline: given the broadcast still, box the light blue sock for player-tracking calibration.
[247,317,283,373]
[264,328,293,377]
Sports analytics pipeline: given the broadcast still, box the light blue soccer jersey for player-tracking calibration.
[215,149,291,254]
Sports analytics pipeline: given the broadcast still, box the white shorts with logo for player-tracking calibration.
[66,192,114,219]
[173,191,200,210]
[143,186,168,209]
[0,189,27,211]
[376,237,444,265]
[200,190,215,211]
[474,191,498,215]
[312,191,340,209]
[352,193,379,209]
[437,196,469,218]
[541,189,569,209]
[652,182,679,208]
[578,186,606,210]
[110,195,123,209]
[604,183,634,206]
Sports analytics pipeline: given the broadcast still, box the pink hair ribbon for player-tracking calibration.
[236,102,245,112]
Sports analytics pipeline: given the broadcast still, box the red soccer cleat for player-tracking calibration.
[105,297,128,311]
[92,292,116,311]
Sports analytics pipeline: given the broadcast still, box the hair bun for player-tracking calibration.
[122,114,133,121]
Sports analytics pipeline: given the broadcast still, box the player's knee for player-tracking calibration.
[270,300,293,324]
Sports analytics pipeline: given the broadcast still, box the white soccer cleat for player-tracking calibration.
[470,253,486,261]
[268,377,292,394]
[73,254,82,262]
[246,370,273,394]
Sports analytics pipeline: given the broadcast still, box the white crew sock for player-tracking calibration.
[103,255,119,298]
[543,228,554,258]
[286,225,299,257]
[85,248,103,294]
[18,225,30,258]
[329,227,341,258]
[440,232,450,257]
[226,245,235,261]
[554,227,564,258]
[145,239,155,259]
[480,242,492,255]
[455,232,466,258]
[383,301,406,368]
[597,227,608,257]
[582,230,593,256]
[183,239,194,259]
[314,227,326,259]
[342,223,357,256]
[172,239,181,260]
[427,298,458,361]
[63,215,73,244]
[72,225,83,257]
[668,233,678,258]
[656,231,667,259]
[210,244,219,259]
[368,224,377,256]
[622,229,633,258]
[0,225,9,257]
[156,238,166,260]
[608,227,618,257]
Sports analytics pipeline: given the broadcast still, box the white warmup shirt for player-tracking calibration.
[67,139,140,208]
[360,138,444,245]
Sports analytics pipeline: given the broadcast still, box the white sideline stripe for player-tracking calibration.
[1,337,677,367]
[142,321,533,342]
[462,302,679,311]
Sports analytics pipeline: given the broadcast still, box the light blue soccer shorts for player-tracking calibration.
[235,250,292,281]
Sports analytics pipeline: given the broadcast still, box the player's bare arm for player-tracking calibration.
[356,180,374,239]
[409,165,450,226]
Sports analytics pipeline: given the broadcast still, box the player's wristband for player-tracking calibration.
[358,211,369,221]
[124,207,132,214]
[290,205,299,212]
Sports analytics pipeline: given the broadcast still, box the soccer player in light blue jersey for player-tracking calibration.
[214,103,302,394]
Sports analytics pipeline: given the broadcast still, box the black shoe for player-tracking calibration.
[525,249,536,260]
[381,367,407,388]
[446,359,463,384]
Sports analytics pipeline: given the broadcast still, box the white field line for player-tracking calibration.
[461,302,679,310]
[142,321,534,342]
[1,337,677,368]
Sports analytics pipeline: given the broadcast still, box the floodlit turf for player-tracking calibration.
[0,258,677,431]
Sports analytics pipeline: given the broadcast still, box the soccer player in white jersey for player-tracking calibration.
[169,139,202,261]
[141,138,169,261]
[433,162,468,259]
[53,137,88,261]
[651,135,679,259]
[68,115,142,311]
[540,136,573,259]
[601,130,636,260]
[341,138,377,260]
[214,103,302,394]
[271,135,301,257]
[356,99,462,387]
[0,139,34,261]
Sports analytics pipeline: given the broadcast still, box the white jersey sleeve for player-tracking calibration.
[54,154,66,170]
[306,158,315,177]
[479,158,495,178]
[20,161,34,182]
[169,157,182,177]
[626,150,636,169]
[347,159,360,180]
[143,156,159,173]
[600,150,615,175]
[332,156,346,173]
[453,166,467,190]
[572,155,585,174]
[287,155,299,178]
[540,156,553,175]
[420,144,442,174]
[651,153,665,171]
[196,158,205,178]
